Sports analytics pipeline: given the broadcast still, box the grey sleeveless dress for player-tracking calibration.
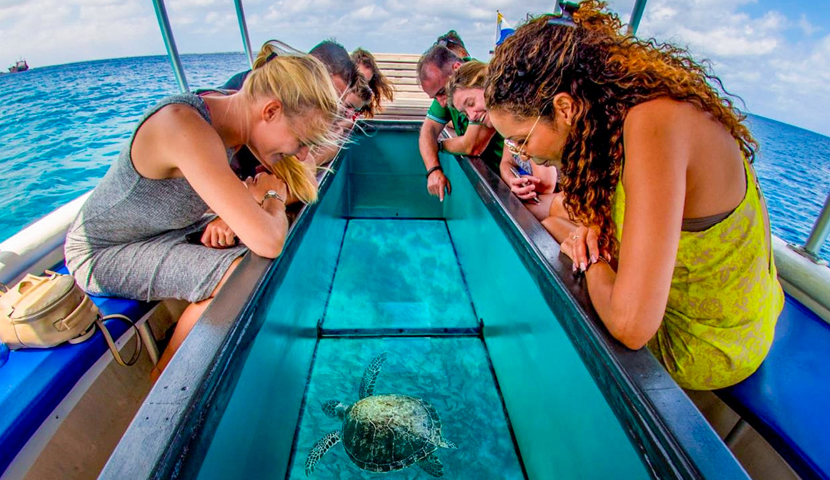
[64,94,247,303]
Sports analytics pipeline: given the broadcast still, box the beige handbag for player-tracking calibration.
[0,271,141,366]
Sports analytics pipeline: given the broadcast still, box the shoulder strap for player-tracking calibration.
[94,314,142,367]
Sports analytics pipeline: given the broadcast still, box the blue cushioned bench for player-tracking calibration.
[0,265,156,477]
[716,293,830,480]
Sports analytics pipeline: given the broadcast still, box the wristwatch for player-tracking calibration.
[260,190,284,206]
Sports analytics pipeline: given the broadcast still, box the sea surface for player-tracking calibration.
[0,53,829,261]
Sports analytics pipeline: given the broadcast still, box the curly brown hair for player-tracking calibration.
[484,0,757,255]
[351,48,395,117]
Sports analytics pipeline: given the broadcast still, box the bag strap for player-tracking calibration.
[94,314,143,367]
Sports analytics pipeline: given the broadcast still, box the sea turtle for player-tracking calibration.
[305,352,457,477]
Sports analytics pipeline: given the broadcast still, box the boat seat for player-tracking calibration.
[0,264,157,476]
[716,293,830,480]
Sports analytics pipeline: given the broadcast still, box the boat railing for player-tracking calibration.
[151,0,188,93]
[232,0,254,68]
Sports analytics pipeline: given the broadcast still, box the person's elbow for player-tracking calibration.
[607,304,659,350]
[250,239,284,259]
[248,229,286,259]
[469,141,488,156]
[613,329,651,350]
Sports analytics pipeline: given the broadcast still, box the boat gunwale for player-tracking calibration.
[99,119,749,480]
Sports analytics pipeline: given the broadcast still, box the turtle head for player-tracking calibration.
[322,400,347,420]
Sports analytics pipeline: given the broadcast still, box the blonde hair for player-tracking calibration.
[242,54,343,203]
[446,60,488,110]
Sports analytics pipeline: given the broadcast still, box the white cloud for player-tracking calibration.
[606,0,830,135]
[0,0,828,135]
[798,14,819,36]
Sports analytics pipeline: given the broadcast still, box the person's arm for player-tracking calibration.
[419,118,446,172]
[135,105,289,259]
[419,118,452,201]
[541,195,579,243]
[532,163,557,194]
[442,123,496,156]
[582,100,689,349]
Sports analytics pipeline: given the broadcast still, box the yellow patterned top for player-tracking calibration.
[611,159,783,390]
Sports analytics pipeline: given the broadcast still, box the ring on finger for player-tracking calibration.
[572,234,580,241]
[218,239,226,246]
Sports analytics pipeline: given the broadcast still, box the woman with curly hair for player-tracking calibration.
[484,1,783,390]
[351,48,395,117]
[446,60,557,220]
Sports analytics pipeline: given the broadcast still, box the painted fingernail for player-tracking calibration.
[591,255,598,264]
[572,263,577,272]
[580,262,587,272]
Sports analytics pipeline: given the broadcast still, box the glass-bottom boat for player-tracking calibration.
[1,2,828,479]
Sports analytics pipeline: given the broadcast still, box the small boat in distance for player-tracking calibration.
[8,59,29,73]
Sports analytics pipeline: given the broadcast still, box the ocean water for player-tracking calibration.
[289,338,524,479]
[0,53,248,241]
[290,219,524,478]
[324,220,478,331]
[0,53,829,262]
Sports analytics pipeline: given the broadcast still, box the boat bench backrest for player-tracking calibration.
[716,293,830,480]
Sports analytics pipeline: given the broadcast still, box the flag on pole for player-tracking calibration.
[495,11,516,47]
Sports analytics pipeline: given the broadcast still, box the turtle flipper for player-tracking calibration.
[358,352,387,399]
[322,400,346,420]
[417,454,444,477]
[439,437,457,449]
[305,430,341,476]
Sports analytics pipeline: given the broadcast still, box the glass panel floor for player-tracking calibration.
[287,337,525,479]
[288,219,524,478]
[323,219,479,331]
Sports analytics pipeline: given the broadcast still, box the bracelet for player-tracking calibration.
[426,165,443,179]
[586,256,611,272]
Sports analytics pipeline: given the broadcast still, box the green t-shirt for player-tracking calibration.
[426,99,504,173]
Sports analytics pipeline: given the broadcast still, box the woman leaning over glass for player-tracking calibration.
[484,1,783,390]
[65,55,341,376]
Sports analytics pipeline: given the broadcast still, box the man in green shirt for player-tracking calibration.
[416,45,503,201]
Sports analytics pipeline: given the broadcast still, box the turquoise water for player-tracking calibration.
[196,129,650,479]
[1,53,827,262]
[290,338,524,479]
[0,54,247,241]
[293,218,519,478]
[324,220,478,331]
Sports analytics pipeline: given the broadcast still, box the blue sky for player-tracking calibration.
[0,0,828,136]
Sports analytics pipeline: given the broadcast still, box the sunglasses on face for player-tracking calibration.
[433,87,447,99]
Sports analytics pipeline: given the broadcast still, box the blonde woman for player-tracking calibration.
[447,61,557,220]
[65,55,340,375]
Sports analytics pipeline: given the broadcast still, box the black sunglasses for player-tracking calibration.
[548,1,579,27]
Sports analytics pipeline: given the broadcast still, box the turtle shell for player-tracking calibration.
[341,394,444,473]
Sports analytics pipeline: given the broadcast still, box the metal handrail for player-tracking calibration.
[790,193,830,265]
[627,0,648,35]
[805,194,830,259]
[151,0,189,93]
[233,0,255,68]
